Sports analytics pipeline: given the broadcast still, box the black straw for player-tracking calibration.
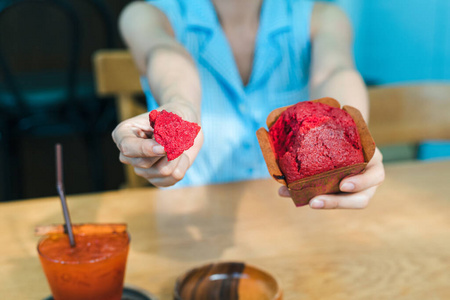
[55,143,76,247]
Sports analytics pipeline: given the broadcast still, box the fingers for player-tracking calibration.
[117,138,166,160]
[134,153,191,187]
[145,131,202,187]
[309,186,377,209]
[119,153,162,170]
[112,109,203,188]
[112,113,164,158]
[113,112,166,169]
[280,185,376,209]
[339,148,385,193]
[278,148,385,209]
[112,112,153,141]
[278,186,291,197]
[310,149,384,209]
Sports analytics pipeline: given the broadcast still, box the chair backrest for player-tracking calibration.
[368,83,450,147]
[93,49,149,188]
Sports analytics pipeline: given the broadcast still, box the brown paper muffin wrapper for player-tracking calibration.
[256,97,376,207]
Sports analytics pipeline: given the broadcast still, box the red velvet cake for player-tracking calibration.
[149,110,201,161]
[268,101,364,184]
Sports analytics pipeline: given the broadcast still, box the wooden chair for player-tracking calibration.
[93,49,149,188]
[368,83,450,160]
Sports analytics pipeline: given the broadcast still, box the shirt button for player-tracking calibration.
[238,103,246,112]
[243,142,251,149]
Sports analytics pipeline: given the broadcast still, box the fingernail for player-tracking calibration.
[310,199,324,209]
[341,182,355,192]
[153,145,165,155]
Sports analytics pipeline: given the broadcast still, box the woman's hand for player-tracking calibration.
[278,147,385,209]
[112,105,203,188]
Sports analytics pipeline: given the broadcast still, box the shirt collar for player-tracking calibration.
[258,0,291,39]
[184,0,291,37]
[183,0,292,97]
[184,0,218,32]
[248,0,291,89]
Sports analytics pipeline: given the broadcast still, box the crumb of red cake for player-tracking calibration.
[268,101,364,183]
[149,110,201,161]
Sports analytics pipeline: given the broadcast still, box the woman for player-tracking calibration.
[113,0,384,209]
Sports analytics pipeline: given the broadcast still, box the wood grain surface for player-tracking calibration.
[1,161,449,300]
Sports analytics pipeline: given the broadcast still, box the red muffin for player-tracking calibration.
[149,110,201,161]
[268,101,364,184]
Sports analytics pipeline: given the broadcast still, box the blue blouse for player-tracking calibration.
[142,0,314,187]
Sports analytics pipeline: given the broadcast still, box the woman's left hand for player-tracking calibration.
[278,147,385,209]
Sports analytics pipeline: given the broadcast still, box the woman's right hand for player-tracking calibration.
[112,106,203,187]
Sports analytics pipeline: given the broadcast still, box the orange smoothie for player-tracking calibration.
[38,231,129,300]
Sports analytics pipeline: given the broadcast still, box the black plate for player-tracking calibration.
[43,285,157,300]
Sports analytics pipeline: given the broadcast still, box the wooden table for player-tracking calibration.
[1,161,449,300]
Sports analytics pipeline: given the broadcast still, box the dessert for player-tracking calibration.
[149,110,201,161]
[268,101,364,184]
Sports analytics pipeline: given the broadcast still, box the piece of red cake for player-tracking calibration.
[268,101,364,184]
[149,110,201,161]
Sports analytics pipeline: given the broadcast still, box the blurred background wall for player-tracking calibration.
[336,0,450,161]
[336,0,450,85]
